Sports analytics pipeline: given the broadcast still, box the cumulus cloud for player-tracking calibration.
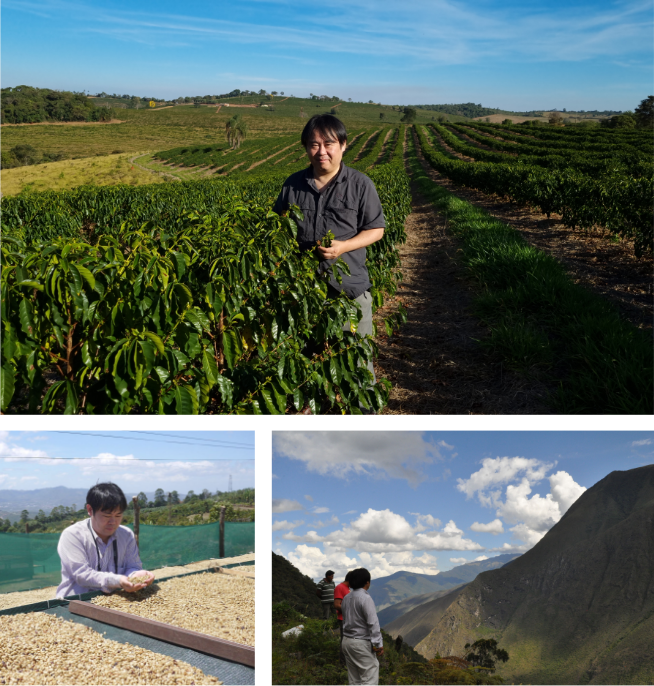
[459,457,586,553]
[272,499,303,513]
[282,508,482,554]
[474,555,488,561]
[312,507,329,514]
[304,495,313,502]
[457,457,554,504]
[287,544,440,580]
[549,470,587,514]
[450,557,467,564]
[272,519,304,531]
[273,432,448,486]
[470,519,504,535]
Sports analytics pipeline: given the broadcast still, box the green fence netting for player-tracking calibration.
[0,521,254,594]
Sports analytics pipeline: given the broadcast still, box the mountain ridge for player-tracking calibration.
[412,465,654,685]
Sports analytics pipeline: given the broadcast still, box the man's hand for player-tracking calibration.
[317,239,346,261]
[373,646,384,656]
[119,570,154,592]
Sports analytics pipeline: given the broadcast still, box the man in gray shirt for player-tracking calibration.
[341,567,384,685]
[273,115,386,382]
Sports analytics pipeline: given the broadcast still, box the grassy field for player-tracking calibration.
[1,152,166,196]
[1,97,463,159]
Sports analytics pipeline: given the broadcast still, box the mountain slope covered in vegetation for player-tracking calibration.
[412,466,654,685]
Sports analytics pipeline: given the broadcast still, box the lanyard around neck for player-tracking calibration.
[88,518,118,574]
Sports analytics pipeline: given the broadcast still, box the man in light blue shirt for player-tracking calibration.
[341,567,384,685]
[56,483,154,598]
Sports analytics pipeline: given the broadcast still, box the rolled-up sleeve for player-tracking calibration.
[358,178,386,231]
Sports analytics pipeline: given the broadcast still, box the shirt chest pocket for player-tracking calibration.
[324,200,358,240]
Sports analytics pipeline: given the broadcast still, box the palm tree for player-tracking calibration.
[225,114,248,149]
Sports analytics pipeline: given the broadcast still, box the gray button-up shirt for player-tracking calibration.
[272,163,386,299]
[341,587,383,648]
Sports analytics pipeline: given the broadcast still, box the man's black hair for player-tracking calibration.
[301,114,347,148]
[344,570,354,583]
[326,570,335,576]
[349,567,371,590]
[86,483,127,513]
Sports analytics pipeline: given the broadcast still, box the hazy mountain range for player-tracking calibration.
[0,486,159,520]
[370,554,520,615]
[386,465,654,685]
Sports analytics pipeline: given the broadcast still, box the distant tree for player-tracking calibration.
[135,492,148,508]
[548,112,563,126]
[634,96,653,128]
[36,509,47,522]
[200,488,212,501]
[20,510,29,523]
[168,490,180,505]
[348,98,352,102]
[401,107,417,124]
[225,113,248,149]
[379,112,385,119]
[463,639,509,673]
[331,107,338,114]
[281,91,284,96]
[258,89,266,96]
[602,111,637,129]
[184,490,197,503]
[271,91,278,97]
[502,118,513,125]
[154,488,166,507]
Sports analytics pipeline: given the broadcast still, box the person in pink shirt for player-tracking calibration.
[334,570,353,666]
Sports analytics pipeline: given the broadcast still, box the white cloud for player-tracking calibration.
[344,510,357,515]
[470,519,504,535]
[450,557,467,564]
[474,555,489,561]
[272,519,304,532]
[457,457,554,504]
[632,438,652,447]
[549,470,587,514]
[20,476,38,481]
[272,473,279,479]
[304,495,313,502]
[0,438,48,460]
[283,508,482,554]
[273,432,445,487]
[459,457,586,554]
[312,507,329,514]
[272,499,303,513]
[437,440,454,450]
[287,545,440,580]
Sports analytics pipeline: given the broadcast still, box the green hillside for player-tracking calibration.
[272,552,323,619]
[413,465,654,685]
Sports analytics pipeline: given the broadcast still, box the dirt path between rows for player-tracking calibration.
[418,128,652,332]
[373,131,552,414]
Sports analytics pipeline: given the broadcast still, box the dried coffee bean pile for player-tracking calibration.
[91,572,254,646]
[0,613,222,685]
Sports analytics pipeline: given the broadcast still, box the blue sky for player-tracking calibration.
[2,0,651,110]
[0,431,254,495]
[272,431,654,581]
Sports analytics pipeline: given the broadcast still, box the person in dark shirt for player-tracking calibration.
[272,115,386,382]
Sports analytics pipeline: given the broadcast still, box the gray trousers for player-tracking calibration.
[342,636,379,685]
[330,288,376,382]
[322,602,332,620]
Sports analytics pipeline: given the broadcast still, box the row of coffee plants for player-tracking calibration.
[418,125,653,256]
[446,123,652,178]
[350,127,394,171]
[1,164,411,414]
